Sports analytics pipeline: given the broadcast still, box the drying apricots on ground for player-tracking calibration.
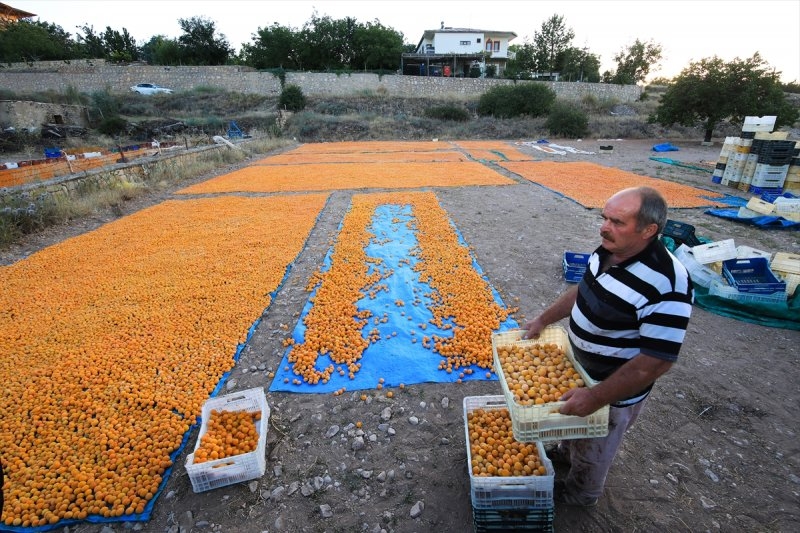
[286,140,455,154]
[177,160,514,195]
[0,194,327,528]
[271,191,517,393]
[451,140,537,162]
[253,149,469,165]
[499,161,726,208]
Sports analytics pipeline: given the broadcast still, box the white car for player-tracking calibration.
[130,83,173,95]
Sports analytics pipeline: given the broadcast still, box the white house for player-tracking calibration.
[401,23,517,78]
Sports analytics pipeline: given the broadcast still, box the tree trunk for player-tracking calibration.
[703,128,713,143]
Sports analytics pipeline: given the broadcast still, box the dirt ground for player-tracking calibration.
[2,138,799,533]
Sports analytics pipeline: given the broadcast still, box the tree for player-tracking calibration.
[141,35,182,66]
[651,53,799,142]
[504,42,536,79]
[532,14,574,78]
[352,20,404,71]
[0,20,79,62]
[611,39,662,85]
[101,27,139,62]
[241,23,299,70]
[177,16,232,65]
[296,13,359,71]
[559,46,601,82]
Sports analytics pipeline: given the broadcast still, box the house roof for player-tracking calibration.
[0,2,37,21]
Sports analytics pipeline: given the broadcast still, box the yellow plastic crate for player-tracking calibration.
[492,327,609,442]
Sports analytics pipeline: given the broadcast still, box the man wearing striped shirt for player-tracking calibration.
[523,186,694,507]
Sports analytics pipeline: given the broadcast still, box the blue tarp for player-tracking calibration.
[652,143,679,152]
[705,208,800,229]
[269,203,518,394]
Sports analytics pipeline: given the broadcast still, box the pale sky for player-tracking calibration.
[14,0,800,83]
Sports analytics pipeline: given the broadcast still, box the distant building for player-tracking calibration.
[0,2,36,28]
[401,22,516,78]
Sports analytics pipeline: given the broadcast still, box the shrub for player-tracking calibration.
[97,116,128,136]
[477,83,556,118]
[279,84,306,112]
[424,105,470,122]
[545,102,589,138]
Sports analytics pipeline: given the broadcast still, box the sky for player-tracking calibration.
[14,0,800,83]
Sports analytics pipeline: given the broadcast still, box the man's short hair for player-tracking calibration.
[635,186,668,234]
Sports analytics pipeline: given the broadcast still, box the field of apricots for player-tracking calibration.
[1,139,797,533]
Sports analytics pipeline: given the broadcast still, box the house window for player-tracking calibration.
[493,41,500,51]
[460,40,471,45]
[476,37,481,43]
[485,39,492,51]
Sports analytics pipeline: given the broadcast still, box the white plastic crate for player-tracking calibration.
[463,395,555,510]
[708,278,787,305]
[186,387,269,492]
[742,115,776,132]
[691,239,737,264]
[673,244,725,288]
[736,245,772,262]
[492,327,609,442]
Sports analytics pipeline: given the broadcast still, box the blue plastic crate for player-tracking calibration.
[748,185,784,196]
[563,252,590,283]
[722,257,787,294]
[761,191,799,203]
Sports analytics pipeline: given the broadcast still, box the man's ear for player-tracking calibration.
[642,223,659,239]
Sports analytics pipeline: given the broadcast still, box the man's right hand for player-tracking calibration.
[522,317,546,339]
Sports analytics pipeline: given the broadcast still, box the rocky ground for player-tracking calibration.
[3,138,799,533]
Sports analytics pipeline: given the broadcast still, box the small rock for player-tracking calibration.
[314,476,325,490]
[408,416,419,425]
[387,427,396,436]
[666,473,678,484]
[704,468,719,482]
[287,480,300,495]
[165,490,176,500]
[249,480,259,493]
[273,464,283,477]
[441,397,449,409]
[274,514,287,529]
[369,433,378,442]
[271,486,286,501]
[419,401,426,409]
[326,425,340,438]
[377,471,387,482]
[381,407,392,421]
[195,521,210,528]
[352,435,366,450]
[649,479,659,485]
[382,510,394,523]
[700,495,717,509]
[440,437,450,445]
[361,470,373,479]
[320,504,334,518]
[410,500,424,518]
[301,483,315,496]
[225,379,237,391]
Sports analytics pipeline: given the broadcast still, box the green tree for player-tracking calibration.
[651,53,799,142]
[297,13,359,70]
[559,47,601,82]
[76,25,106,59]
[504,42,536,79]
[0,20,79,62]
[352,20,404,71]
[532,14,574,78]
[101,27,139,62]
[177,16,232,65]
[241,23,300,69]
[141,35,182,65]
[611,39,662,85]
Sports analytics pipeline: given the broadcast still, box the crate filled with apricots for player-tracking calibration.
[185,387,270,492]
[491,326,609,442]
[464,395,555,511]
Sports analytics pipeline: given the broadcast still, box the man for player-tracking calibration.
[523,186,694,507]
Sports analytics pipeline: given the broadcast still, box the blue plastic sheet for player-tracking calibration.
[704,207,800,229]
[652,143,679,152]
[269,203,518,394]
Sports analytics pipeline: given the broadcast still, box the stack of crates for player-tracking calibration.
[722,137,751,187]
[712,137,737,183]
[562,252,590,283]
[784,142,800,195]
[749,139,795,195]
[464,327,611,531]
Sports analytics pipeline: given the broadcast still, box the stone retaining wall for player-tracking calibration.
[0,59,642,102]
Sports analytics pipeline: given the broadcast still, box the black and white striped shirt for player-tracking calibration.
[569,239,694,405]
